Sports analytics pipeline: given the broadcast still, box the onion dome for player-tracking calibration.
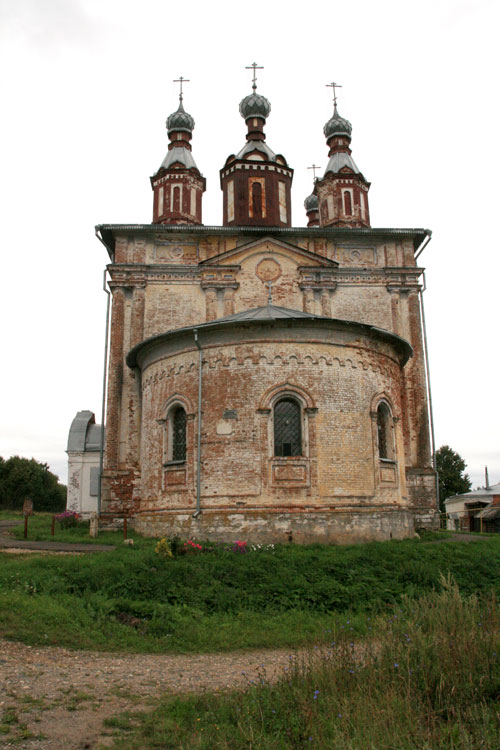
[304,192,318,211]
[239,91,271,120]
[323,105,352,140]
[167,100,195,135]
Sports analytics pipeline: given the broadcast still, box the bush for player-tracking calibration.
[54,510,79,529]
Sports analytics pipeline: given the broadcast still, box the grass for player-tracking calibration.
[0,510,147,547]
[1,520,500,653]
[104,581,500,749]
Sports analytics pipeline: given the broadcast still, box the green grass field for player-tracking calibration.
[2,514,500,747]
[2,513,500,654]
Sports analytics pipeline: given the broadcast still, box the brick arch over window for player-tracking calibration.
[159,394,195,464]
[258,383,317,462]
[258,382,316,411]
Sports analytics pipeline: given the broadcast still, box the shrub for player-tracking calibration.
[54,510,79,529]
[155,538,173,559]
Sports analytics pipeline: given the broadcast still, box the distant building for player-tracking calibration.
[445,483,500,532]
[66,411,104,517]
[71,73,438,542]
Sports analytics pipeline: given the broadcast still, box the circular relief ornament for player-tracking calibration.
[169,246,184,259]
[350,250,361,262]
[256,258,281,282]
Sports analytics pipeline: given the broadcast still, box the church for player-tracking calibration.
[68,70,438,543]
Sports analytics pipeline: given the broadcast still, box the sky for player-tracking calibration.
[0,0,498,491]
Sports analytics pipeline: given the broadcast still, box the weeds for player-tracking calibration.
[107,583,500,749]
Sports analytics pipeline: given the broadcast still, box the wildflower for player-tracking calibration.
[394,663,399,669]
[313,690,319,700]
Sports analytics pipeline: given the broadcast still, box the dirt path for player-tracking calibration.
[0,638,295,749]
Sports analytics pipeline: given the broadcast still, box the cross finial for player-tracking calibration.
[326,81,342,112]
[308,164,321,181]
[173,76,190,103]
[246,62,263,92]
[267,279,272,305]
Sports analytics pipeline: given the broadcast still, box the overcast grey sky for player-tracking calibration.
[0,0,498,489]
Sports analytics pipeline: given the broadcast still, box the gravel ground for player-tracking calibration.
[0,638,295,749]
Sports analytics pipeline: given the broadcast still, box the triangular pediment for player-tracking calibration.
[199,236,338,268]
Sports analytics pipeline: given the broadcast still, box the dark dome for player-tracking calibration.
[323,107,352,140]
[239,92,271,120]
[304,193,318,211]
[167,101,195,134]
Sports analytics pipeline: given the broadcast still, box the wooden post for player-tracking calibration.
[123,516,127,540]
[51,516,55,536]
[24,515,28,539]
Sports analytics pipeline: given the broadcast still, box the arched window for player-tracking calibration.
[377,402,394,460]
[252,181,262,218]
[344,190,352,215]
[167,406,186,462]
[274,398,302,457]
[173,186,181,212]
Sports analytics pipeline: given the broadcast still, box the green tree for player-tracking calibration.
[0,456,66,512]
[436,445,472,512]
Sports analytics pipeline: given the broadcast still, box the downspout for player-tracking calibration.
[415,229,432,261]
[98,267,111,516]
[193,329,203,518]
[95,228,114,518]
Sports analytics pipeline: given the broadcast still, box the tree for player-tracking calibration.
[436,445,472,512]
[0,456,66,512]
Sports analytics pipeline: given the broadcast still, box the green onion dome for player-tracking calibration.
[304,192,318,211]
[167,101,195,135]
[323,106,352,140]
[239,91,271,120]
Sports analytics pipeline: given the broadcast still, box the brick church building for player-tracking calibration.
[68,73,438,542]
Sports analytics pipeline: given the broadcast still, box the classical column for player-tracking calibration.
[223,287,236,317]
[126,285,146,466]
[205,288,217,321]
[407,291,431,466]
[320,289,331,317]
[388,288,402,336]
[302,288,315,314]
[105,287,125,469]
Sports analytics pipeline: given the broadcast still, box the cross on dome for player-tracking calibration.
[308,164,321,181]
[326,81,342,113]
[245,62,263,92]
[173,76,190,102]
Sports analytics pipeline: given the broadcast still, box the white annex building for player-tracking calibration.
[66,411,104,517]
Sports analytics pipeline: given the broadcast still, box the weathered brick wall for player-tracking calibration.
[138,326,408,515]
[102,228,437,533]
[143,283,205,338]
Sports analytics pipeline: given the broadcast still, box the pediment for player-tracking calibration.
[199,236,338,269]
